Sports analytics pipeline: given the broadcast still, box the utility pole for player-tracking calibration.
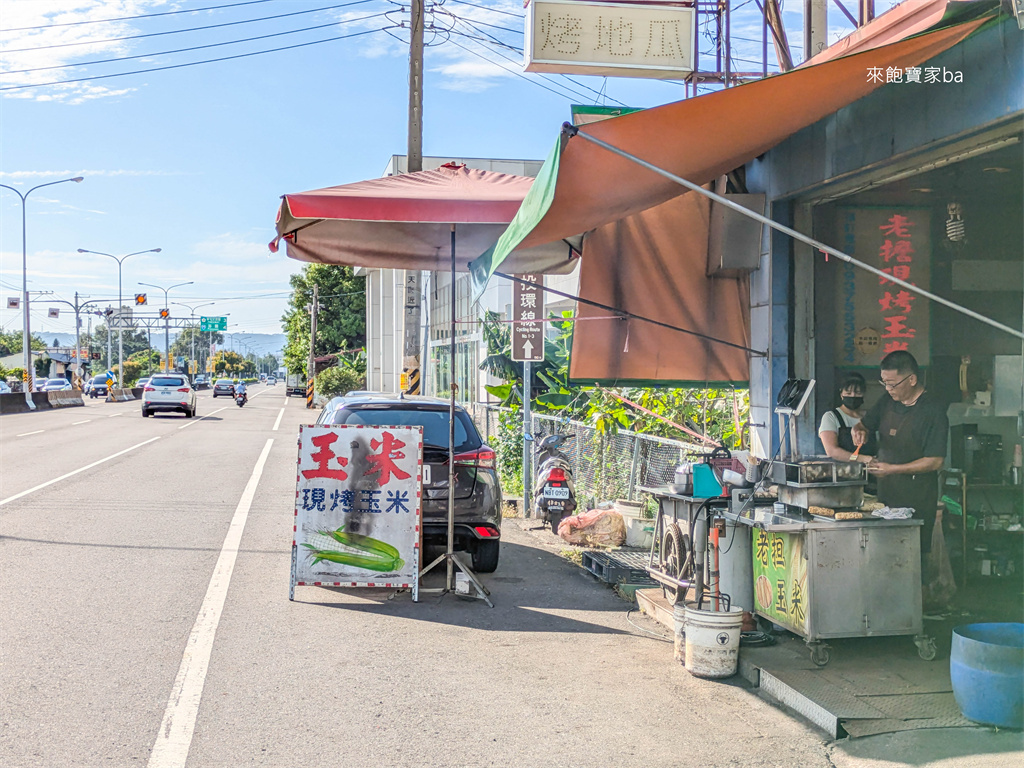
[307,283,319,409]
[522,361,532,518]
[804,0,828,60]
[402,0,425,395]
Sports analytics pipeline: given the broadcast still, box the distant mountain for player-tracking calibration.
[42,332,287,358]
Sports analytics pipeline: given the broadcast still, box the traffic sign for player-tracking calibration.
[159,308,170,319]
[511,274,544,362]
[135,293,147,305]
[200,316,227,332]
[48,307,60,318]
[7,297,19,309]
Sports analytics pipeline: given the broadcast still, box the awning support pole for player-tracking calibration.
[564,124,1024,343]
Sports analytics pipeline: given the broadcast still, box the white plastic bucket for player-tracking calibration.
[624,516,655,548]
[684,606,744,678]
[673,602,687,663]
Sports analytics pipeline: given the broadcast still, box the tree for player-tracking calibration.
[0,331,46,356]
[211,350,247,375]
[169,325,224,359]
[281,264,365,376]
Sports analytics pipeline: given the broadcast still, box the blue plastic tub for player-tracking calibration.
[950,623,1024,729]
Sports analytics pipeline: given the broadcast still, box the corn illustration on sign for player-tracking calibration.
[291,425,423,600]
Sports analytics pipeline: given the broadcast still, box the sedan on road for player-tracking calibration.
[42,378,73,391]
[212,378,235,398]
[142,374,197,418]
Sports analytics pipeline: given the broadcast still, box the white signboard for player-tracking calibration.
[48,307,60,318]
[291,425,422,598]
[7,297,19,309]
[525,0,695,79]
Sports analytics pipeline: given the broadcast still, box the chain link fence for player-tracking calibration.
[467,403,704,512]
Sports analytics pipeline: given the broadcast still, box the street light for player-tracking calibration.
[77,247,161,382]
[138,281,193,372]
[173,301,215,380]
[0,176,84,408]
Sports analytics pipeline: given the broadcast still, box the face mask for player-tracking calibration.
[842,396,864,410]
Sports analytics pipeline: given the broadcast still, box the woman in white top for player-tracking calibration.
[819,372,875,462]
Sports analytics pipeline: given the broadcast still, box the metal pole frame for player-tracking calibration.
[418,224,493,606]
[563,125,1024,343]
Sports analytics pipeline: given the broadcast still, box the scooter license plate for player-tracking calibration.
[543,487,570,499]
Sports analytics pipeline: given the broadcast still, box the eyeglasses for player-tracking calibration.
[879,373,913,390]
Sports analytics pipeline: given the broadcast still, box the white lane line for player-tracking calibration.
[147,438,274,768]
[16,430,44,437]
[282,397,288,407]
[272,407,284,431]
[109,413,123,418]
[0,436,162,507]
[177,406,227,430]
[72,420,92,425]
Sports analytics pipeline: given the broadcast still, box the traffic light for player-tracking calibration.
[135,293,147,305]
[159,308,170,318]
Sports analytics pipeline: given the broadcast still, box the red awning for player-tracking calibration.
[272,163,580,274]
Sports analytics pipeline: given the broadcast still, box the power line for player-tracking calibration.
[446,12,630,107]
[0,0,277,33]
[2,12,391,75]
[1,0,379,54]
[441,0,523,19]
[444,36,584,103]
[0,27,391,91]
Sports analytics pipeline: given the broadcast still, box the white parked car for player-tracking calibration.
[0,380,12,394]
[141,373,197,418]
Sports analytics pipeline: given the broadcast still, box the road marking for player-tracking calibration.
[272,407,284,431]
[147,438,274,768]
[177,406,227,430]
[16,430,44,437]
[283,397,288,406]
[0,436,161,507]
[109,413,123,418]
[72,420,92,425]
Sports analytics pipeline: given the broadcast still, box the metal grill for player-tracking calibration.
[467,403,702,509]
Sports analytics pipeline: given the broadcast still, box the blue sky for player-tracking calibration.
[0,0,892,341]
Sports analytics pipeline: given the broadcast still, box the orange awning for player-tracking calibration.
[470,3,993,385]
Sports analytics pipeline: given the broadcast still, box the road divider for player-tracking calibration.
[147,438,274,768]
[48,390,85,408]
[0,436,161,507]
[106,388,136,402]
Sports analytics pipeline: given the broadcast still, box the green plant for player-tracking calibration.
[316,365,365,398]
[493,407,524,496]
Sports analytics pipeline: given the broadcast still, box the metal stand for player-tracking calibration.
[417,224,493,607]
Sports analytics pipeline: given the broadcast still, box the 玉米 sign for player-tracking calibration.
[525,0,695,79]
[752,529,808,636]
[834,208,931,366]
[291,425,422,598]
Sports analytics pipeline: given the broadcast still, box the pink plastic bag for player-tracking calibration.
[558,509,627,547]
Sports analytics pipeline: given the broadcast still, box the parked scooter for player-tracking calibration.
[533,433,577,533]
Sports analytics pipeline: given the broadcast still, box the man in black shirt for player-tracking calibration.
[853,351,948,558]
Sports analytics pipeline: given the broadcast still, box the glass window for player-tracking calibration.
[330,405,480,452]
[151,376,186,387]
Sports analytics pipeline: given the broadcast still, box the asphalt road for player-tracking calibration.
[2,391,1018,767]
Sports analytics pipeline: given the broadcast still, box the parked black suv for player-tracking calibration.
[318,394,502,572]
